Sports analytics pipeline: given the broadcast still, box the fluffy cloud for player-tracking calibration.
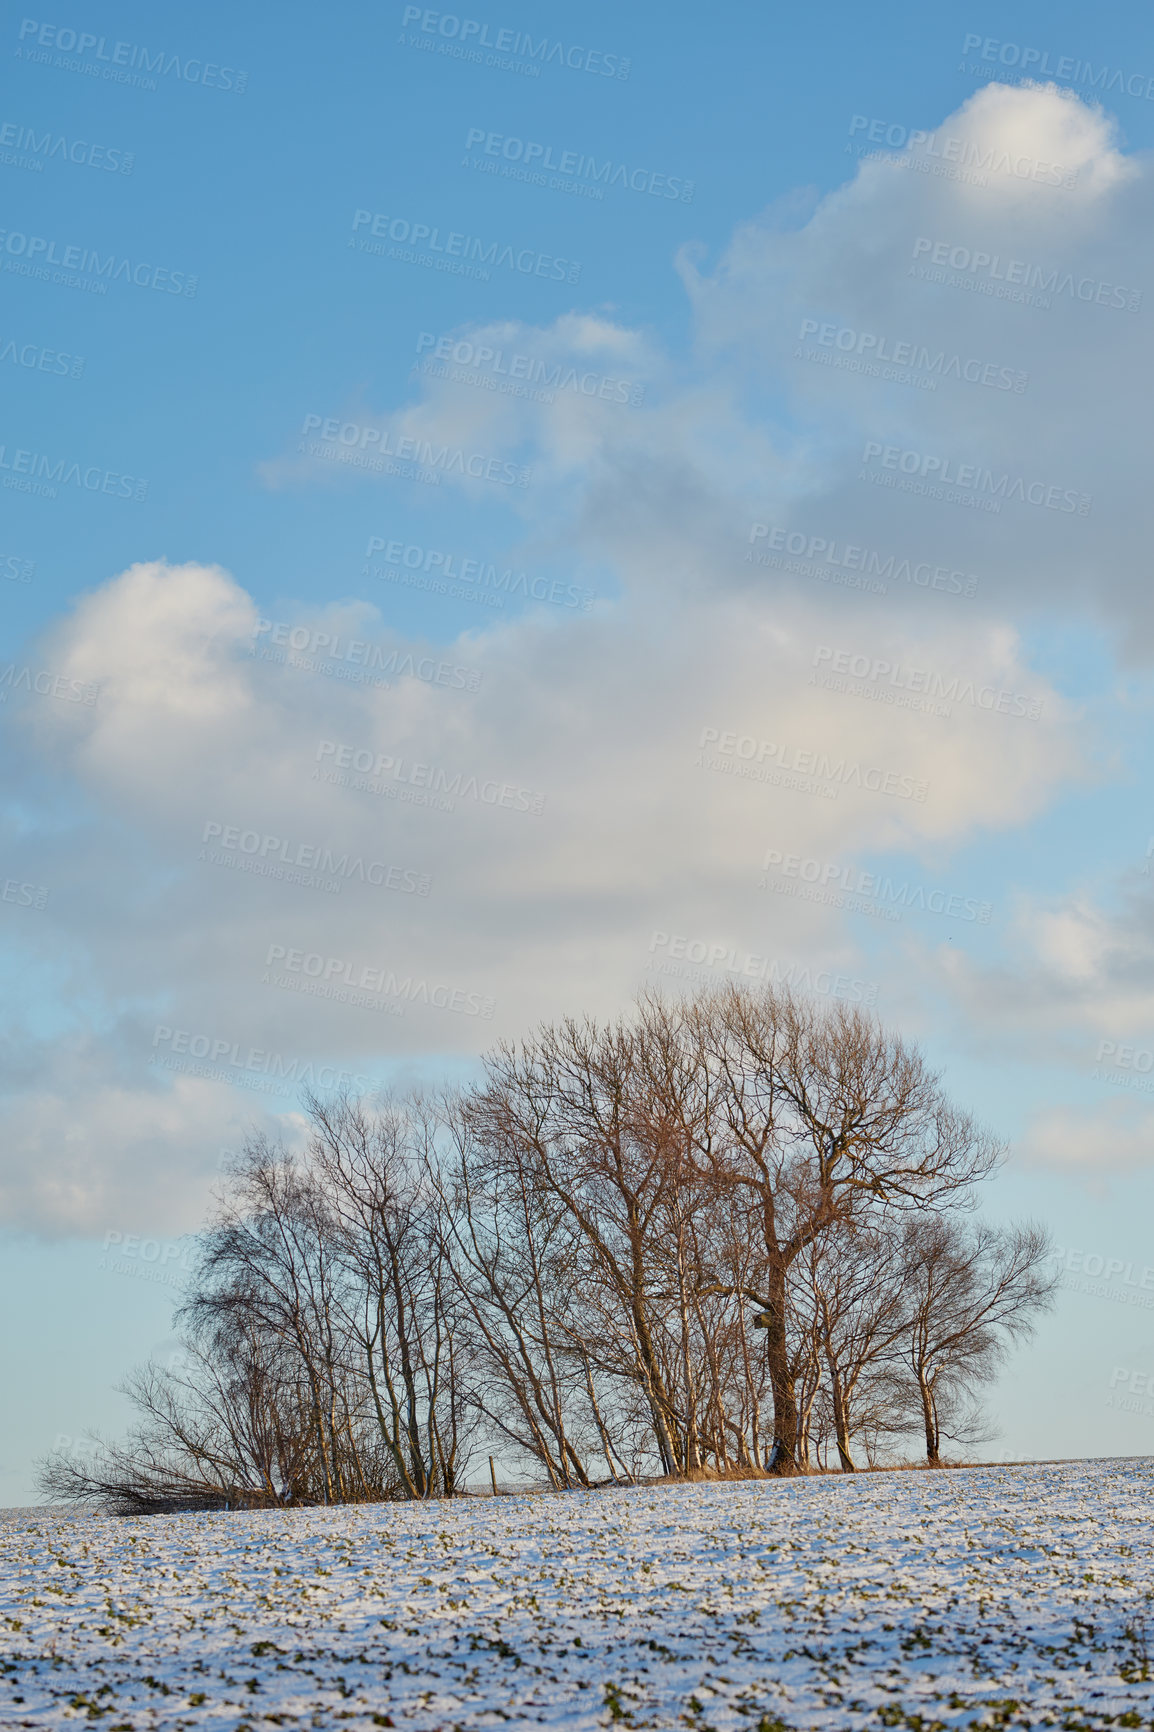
[4,80,1146,1227]
[261,84,1154,645]
[1018,1099,1154,1178]
[934,863,1154,1054]
[0,552,1082,1228]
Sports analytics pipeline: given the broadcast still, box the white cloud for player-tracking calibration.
[1018,1098,1154,1176]
[4,80,1144,1231]
[257,85,1154,649]
[0,553,1082,1230]
[0,1059,260,1237]
[932,862,1154,1067]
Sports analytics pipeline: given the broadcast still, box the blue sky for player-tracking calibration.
[4,0,1154,1500]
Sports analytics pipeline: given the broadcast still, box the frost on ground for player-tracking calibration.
[2,1461,1154,1731]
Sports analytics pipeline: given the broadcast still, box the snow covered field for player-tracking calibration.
[3,1461,1154,1730]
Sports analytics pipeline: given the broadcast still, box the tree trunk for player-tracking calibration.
[674,1218,701,1472]
[761,1261,800,1473]
[828,1363,856,1472]
[918,1374,940,1465]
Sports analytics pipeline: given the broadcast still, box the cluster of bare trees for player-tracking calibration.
[43,986,1056,1511]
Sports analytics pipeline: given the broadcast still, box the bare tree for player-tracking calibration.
[303,1093,474,1498]
[185,1136,361,1503]
[467,1018,696,1475]
[671,985,1001,1472]
[433,1100,598,1488]
[798,1223,909,1471]
[39,1299,399,1514]
[895,1216,1057,1464]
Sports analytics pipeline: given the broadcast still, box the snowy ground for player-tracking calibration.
[3,1461,1154,1730]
